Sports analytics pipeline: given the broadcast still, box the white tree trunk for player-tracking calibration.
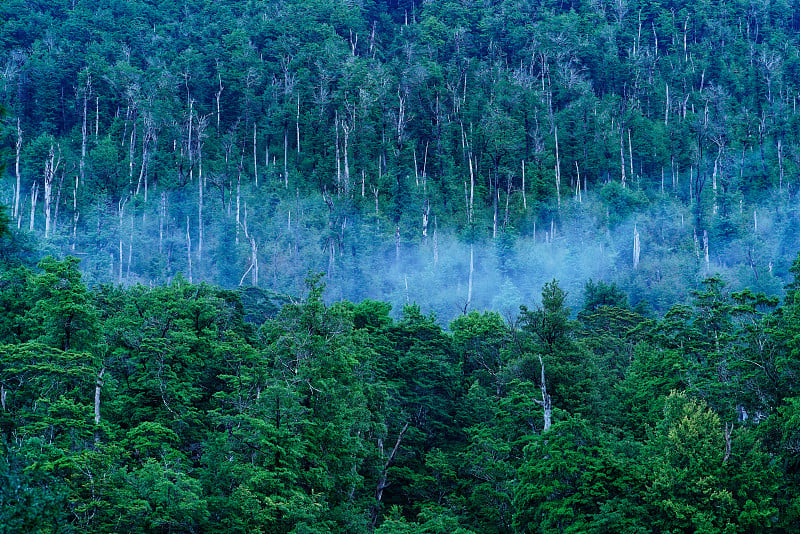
[534,355,552,432]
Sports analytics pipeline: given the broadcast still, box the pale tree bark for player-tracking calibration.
[215,69,224,131]
[13,119,21,221]
[341,116,352,195]
[467,244,474,311]
[335,111,341,196]
[239,203,258,286]
[43,144,61,239]
[29,182,38,232]
[370,421,410,527]
[95,368,105,425]
[195,115,209,271]
[372,185,380,214]
[186,215,193,284]
[533,355,552,432]
[284,121,289,188]
[159,192,166,256]
[422,199,430,239]
[118,197,127,283]
[633,224,641,269]
[433,217,439,267]
[619,126,627,188]
[296,94,301,155]
[554,125,561,203]
[72,175,79,251]
[135,112,156,199]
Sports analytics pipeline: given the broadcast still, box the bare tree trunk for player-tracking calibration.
[215,71,223,131]
[198,143,204,271]
[335,111,341,196]
[52,168,65,236]
[159,192,165,257]
[43,144,60,239]
[628,128,634,180]
[128,118,137,191]
[253,122,258,186]
[186,215,193,283]
[433,217,439,267]
[29,183,39,232]
[467,244,474,311]
[522,159,527,209]
[533,355,552,432]
[136,114,155,197]
[72,175,79,251]
[554,125,561,203]
[620,126,627,188]
[296,95,301,155]
[284,122,289,188]
[118,197,127,283]
[504,176,511,229]
[94,368,105,425]
[422,198,430,239]
[14,119,21,221]
[342,119,351,194]
[723,422,732,463]
[127,212,133,280]
[468,153,475,223]
[236,161,242,245]
[633,224,640,269]
[370,421,410,527]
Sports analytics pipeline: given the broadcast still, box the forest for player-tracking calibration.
[2,0,800,531]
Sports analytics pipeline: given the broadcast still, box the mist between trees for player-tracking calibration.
[2,0,800,320]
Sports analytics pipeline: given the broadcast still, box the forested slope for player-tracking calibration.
[2,257,800,532]
[2,0,800,316]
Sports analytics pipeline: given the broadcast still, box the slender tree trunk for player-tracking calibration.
[534,355,552,432]
[468,153,475,223]
[72,175,79,251]
[284,122,289,188]
[127,212,133,281]
[186,215,193,283]
[253,122,258,186]
[296,94,301,155]
[620,127,627,187]
[198,145,204,271]
[371,421,410,527]
[554,125,561,203]
[29,182,38,232]
[467,244,474,311]
[335,111,341,196]
[43,144,60,239]
[216,71,223,131]
[342,119,350,194]
[422,198,430,239]
[118,198,127,283]
[94,368,104,425]
[236,162,242,245]
[522,159,527,209]
[14,119,21,221]
[159,192,165,256]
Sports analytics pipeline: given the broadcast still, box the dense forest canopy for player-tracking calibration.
[2,0,800,317]
[3,0,800,531]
